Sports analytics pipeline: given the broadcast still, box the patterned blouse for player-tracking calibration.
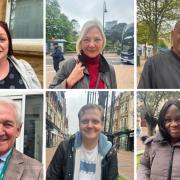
[0,60,26,89]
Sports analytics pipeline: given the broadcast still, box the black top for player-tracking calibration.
[0,60,26,89]
[138,50,180,89]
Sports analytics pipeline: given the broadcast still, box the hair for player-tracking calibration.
[78,104,104,122]
[0,98,22,127]
[0,21,13,56]
[174,20,180,31]
[76,19,106,54]
[158,99,180,141]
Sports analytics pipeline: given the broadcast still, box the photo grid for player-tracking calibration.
[0,0,180,180]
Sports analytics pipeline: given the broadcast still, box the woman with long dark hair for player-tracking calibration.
[0,21,41,89]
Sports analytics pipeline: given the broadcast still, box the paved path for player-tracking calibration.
[118,150,134,180]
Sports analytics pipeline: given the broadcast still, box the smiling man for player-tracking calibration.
[138,20,180,89]
[46,104,118,180]
[0,98,43,180]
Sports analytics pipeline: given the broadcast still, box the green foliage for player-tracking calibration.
[137,0,180,54]
[46,0,78,49]
[157,39,168,49]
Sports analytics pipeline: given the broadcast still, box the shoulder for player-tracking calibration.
[13,149,42,168]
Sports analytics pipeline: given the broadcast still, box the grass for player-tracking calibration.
[118,176,127,180]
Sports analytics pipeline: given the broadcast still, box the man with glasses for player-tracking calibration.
[46,104,118,180]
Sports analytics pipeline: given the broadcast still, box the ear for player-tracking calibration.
[16,124,22,138]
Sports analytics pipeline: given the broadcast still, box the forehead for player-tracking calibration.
[84,27,102,37]
[0,103,16,121]
[0,26,7,35]
[165,104,180,115]
[80,108,101,118]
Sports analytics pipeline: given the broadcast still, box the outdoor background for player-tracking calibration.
[46,0,134,89]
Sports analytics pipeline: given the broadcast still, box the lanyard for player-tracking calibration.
[0,149,13,180]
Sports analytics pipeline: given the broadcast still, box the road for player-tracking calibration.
[46,53,134,89]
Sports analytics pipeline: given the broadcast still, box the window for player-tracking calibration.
[9,0,43,39]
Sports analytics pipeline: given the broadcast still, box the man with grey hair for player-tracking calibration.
[0,98,43,180]
[47,104,118,180]
[138,20,180,89]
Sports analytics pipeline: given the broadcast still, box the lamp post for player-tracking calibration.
[102,0,108,32]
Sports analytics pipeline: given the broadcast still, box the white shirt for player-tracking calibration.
[79,145,98,180]
[0,149,11,173]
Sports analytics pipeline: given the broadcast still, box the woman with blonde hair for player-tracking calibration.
[49,19,117,89]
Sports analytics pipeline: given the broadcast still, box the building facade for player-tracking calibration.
[46,91,67,148]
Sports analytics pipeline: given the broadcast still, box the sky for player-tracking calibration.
[58,0,134,29]
[65,90,88,134]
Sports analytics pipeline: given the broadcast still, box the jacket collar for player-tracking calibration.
[74,131,112,158]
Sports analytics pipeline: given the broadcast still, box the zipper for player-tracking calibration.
[167,146,175,180]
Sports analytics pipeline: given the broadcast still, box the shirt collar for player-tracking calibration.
[0,149,12,162]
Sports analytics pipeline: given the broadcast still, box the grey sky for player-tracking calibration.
[65,91,88,134]
[58,0,134,28]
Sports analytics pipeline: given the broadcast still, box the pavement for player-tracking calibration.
[118,150,134,180]
[46,53,134,89]
[46,146,134,180]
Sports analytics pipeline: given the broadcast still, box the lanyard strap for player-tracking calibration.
[0,149,13,180]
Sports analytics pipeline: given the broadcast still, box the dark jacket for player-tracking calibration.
[51,47,64,62]
[138,50,180,89]
[46,133,119,180]
[49,54,117,89]
[138,133,180,180]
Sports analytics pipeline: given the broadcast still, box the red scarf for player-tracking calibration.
[84,54,105,89]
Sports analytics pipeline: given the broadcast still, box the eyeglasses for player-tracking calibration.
[82,38,103,44]
[80,119,101,125]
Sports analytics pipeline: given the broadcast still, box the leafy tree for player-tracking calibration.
[46,0,73,40]
[137,0,180,54]
[137,91,180,136]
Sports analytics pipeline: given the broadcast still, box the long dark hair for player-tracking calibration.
[0,21,13,56]
[158,99,180,141]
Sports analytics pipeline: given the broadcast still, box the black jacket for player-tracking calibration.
[52,47,64,62]
[46,135,119,180]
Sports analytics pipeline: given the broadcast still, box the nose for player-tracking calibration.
[0,124,5,135]
[88,40,96,47]
[87,121,93,128]
[170,120,178,126]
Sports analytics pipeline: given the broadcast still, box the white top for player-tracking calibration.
[79,144,98,180]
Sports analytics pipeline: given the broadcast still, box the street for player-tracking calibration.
[46,53,134,89]
[46,146,134,180]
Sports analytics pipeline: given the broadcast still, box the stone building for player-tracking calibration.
[0,0,43,85]
[46,91,67,148]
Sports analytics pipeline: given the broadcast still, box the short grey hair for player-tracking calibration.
[0,98,22,127]
[76,19,106,54]
[78,104,104,121]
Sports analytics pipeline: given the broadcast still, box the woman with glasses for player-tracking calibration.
[0,21,41,89]
[49,20,117,89]
[138,99,180,180]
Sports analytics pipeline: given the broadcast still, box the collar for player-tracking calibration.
[74,131,112,158]
[0,149,12,162]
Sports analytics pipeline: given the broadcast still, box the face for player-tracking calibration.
[0,26,9,62]
[165,104,180,143]
[171,22,180,58]
[0,103,21,156]
[79,108,103,143]
[80,27,104,58]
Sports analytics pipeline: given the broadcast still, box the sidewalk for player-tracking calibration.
[118,150,134,180]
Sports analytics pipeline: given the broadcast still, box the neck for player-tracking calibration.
[0,58,9,80]
[82,138,98,150]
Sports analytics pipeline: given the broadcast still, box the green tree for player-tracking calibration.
[137,0,180,54]
[46,0,73,40]
[137,91,180,136]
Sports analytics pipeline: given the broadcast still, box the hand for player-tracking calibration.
[66,62,85,88]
